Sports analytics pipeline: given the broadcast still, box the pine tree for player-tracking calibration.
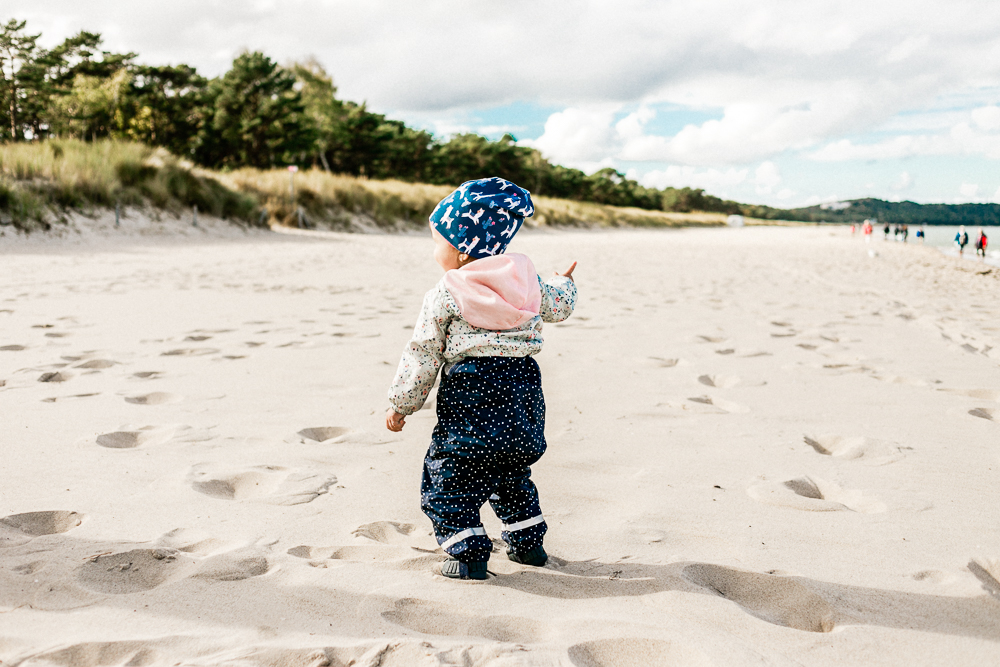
[200,51,315,168]
[0,19,40,141]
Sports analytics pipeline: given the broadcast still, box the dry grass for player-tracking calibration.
[220,169,451,230]
[0,140,258,232]
[1,139,776,234]
[226,168,740,232]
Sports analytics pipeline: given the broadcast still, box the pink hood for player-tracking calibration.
[443,253,541,330]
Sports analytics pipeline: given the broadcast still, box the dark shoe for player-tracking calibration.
[441,558,489,580]
[507,545,547,567]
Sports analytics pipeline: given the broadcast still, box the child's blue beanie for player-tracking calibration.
[428,177,534,257]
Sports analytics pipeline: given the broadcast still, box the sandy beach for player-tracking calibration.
[1,219,998,666]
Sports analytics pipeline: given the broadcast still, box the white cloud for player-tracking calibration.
[885,35,930,63]
[775,188,795,200]
[971,105,1000,131]
[754,161,782,194]
[615,106,655,140]
[809,117,1000,161]
[526,106,620,167]
[891,171,913,191]
[639,165,748,191]
[959,183,980,199]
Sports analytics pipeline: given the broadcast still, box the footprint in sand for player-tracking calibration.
[42,393,100,403]
[568,639,713,667]
[132,371,163,379]
[353,521,418,544]
[682,563,836,633]
[160,347,220,357]
[0,344,27,351]
[156,527,227,555]
[124,392,182,405]
[968,408,996,421]
[803,434,904,465]
[95,426,173,449]
[695,335,726,343]
[38,371,72,383]
[187,464,336,505]
[910,569,959,585]
[289,521,439,568]
[75,548,195,594]
[192,546,270,581]
[94,424,210,449]
[74,359,116,369]
[968,558,1000,600]
[747,475,886,513]
[939,388,1000,403]
[697,374,741,389]
[382,597,542,643]
[295,426,395,445]
[649,357,679,368]
[297,426,351,442]
[0,511,83,548]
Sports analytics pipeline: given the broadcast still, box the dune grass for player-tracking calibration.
[0,139,739,234]
[221,168,734,231]
[221,168,452,230]
[0,140,258,232]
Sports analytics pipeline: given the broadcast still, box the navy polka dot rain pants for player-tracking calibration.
[421,356,548,564]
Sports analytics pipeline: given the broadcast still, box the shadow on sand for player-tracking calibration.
[489,558,1000,640]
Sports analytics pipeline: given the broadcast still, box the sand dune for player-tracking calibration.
[2,222,999,665]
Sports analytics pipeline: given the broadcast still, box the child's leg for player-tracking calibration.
[489,467,547,555]
[421,447,496,563]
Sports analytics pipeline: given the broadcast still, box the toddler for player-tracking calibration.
[386,177,576,580]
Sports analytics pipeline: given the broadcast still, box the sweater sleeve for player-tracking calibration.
[388,283,455,416]
[538,275,577,323]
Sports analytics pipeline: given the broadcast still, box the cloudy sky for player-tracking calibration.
[12,0,1000,207]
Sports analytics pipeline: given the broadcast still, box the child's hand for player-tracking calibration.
[386,408,406,432]
[556,261,577,282]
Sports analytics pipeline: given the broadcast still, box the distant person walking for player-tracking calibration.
[955,225,970,256]
[915,226,925,243]
[901,224,909,243]
[862,220,873,244]
[883,223,890,240]
[975,228,988,258]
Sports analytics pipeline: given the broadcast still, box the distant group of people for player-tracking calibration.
[852,220,989,259]
[954,225,989,257]
[854,220,922,245]
[884,223,911,242]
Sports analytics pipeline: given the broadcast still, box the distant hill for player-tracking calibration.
[746,198,1000,226]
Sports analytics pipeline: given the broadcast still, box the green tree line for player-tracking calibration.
[777,198,1000,226]
[0,18,745,215]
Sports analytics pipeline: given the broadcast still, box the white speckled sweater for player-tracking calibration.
[388,254,576,416]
